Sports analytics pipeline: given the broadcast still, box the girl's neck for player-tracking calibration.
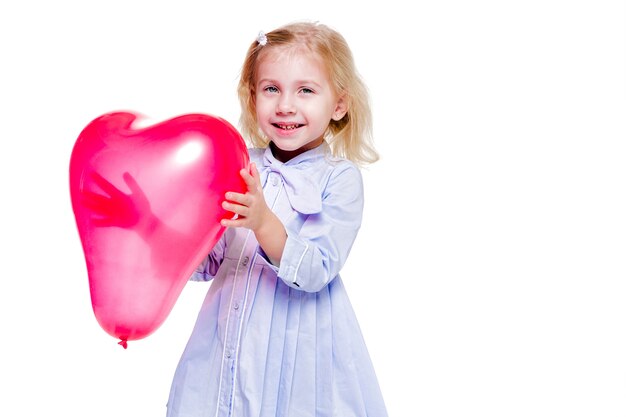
[270,137,325,162]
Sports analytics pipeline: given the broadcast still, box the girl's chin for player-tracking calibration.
[270,141,300,152]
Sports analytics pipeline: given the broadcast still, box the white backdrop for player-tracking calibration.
[1,1,625,416]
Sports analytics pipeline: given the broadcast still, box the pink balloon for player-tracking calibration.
[70,112,249,348]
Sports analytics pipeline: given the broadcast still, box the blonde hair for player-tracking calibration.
[237,21,379,165]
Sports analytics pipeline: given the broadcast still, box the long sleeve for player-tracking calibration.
[277,162,363,292]
[190,231,228,281]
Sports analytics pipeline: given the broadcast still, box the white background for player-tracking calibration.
[1,1,625,416]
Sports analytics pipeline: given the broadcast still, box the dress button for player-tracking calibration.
[233,303,240,310]
[271,175,279,186]
[226,351,232,359]
[242,256,249,266]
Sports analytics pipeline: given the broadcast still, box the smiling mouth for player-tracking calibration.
[272,123,304,131]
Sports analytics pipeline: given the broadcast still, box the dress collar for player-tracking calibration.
[259,142,329,214]
[263,141,329,167]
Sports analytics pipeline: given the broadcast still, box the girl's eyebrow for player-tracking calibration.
[296,80,323,88]
[257,78,323,88]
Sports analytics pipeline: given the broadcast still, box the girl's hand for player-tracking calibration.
[221,162,287,264]
[82,172,155,232]
[221,163,271,232]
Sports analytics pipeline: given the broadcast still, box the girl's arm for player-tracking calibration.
[276,162,363,292]
[190,233,227,281]
[221,161,364,292]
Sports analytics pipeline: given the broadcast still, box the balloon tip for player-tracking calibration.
[118,339,128,349]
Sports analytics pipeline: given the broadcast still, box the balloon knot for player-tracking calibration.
[118,339,128,349]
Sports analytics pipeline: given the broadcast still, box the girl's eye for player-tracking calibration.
[264,86,279,93]
[300,87,314,94]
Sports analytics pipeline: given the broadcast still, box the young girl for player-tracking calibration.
[166,22,387,417]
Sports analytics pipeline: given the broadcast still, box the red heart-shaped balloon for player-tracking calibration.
[70,112,249,348]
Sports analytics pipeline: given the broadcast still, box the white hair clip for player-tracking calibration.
[257,31,267,46]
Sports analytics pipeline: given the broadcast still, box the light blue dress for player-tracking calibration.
[166,143,387,417]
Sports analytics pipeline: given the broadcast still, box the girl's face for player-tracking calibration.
[255,48,347,161]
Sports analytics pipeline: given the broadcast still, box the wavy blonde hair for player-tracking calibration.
[237,21,379,165]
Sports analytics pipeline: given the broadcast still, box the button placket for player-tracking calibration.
[217,235,254,415]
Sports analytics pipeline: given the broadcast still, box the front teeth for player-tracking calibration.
[275,123,301,130]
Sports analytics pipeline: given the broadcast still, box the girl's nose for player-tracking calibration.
[276,96,295,114]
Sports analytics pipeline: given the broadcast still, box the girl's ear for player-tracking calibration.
[331,94,349,121]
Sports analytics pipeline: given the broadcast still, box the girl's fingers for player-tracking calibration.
[221,218,236,228]
[224,191,249,205]
[122,172,146,198]
[91,172,123,198]
[221,217,247,228]
[81,191,111,211]
[250,162,260,180]
[240,168,256,189]
[222,201,248,217]
[241,163,262,191]
[223,164,264,225]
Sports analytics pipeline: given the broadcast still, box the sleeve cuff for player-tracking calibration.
[190,270,211,282]
[277,230,309,290]
[189,256,215,282]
